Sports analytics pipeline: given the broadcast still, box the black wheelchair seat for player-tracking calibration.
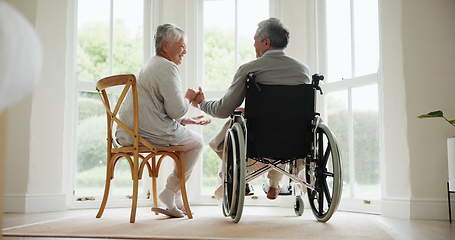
[245,80,315,160]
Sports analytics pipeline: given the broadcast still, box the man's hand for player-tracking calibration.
[180,115,211,126]
[185,88,198,102]
[191,87,205,107]
[235,107,245,113]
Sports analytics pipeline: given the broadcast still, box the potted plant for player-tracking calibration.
[418,110,455,127]
[418,110,455,222]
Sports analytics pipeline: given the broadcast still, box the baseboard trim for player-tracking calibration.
[381,197,411,219]
[410,198,453,220]
[3,193,66,213]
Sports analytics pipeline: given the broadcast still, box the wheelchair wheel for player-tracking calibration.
[222,121,246,223]
[306,123,342,222]
[294,196,304,216]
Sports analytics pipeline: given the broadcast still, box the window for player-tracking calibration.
[75,0,151,200]
[319,0,380,212]
[200,0,270,198]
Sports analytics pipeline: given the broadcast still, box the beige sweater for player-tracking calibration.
[115,56,188,146]
[200,50,310,118]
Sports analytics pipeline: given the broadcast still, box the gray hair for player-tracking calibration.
[154,24,185,54]
[256,18,289,48]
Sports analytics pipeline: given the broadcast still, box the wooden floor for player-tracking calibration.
[2,206,454,240]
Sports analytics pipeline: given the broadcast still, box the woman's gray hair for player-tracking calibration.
[256,18,289,48]
[154,23,185,54]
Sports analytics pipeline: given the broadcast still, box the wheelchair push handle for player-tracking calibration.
[312,74,324,95]
[246,72,262,92]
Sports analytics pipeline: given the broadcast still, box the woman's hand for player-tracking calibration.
[185,88,198,101]
[181,115,211,126]
[190,87,205,107]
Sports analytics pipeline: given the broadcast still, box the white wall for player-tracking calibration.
[379,0,455,220]
[379,0,412,218]
[2,0,69,212]
[2,0,37,212]
[27,0,69,205]
[401,0,455,219]
[0,108,6,231]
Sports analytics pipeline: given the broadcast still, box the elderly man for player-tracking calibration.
[188,18,310,200]
[116,24,210,217]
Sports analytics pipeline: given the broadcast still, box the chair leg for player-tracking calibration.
[152,176,158,215]
[130,175,139,223]
[177,153,193,219]
[97,160,113,218]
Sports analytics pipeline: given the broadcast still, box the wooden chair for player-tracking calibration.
[95,74,192,223]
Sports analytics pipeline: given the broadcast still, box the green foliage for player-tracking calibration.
[203,148,220,178]
[77,116,106,172]
[204,28,236,90]
[77,20,142,82]
[78,97,105,122]
[77,23,109,81]
[418,110,455,128]
[418,110,444,118]
[201,118,226,185]
[328,110,379,185]
[77,165,132,188]
[203,28,257,90]
[327,111,350,183]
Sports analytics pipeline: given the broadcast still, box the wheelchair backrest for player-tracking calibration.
[245,80,315,160]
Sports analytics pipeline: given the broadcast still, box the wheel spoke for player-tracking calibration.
[323,171,334,177]
[318,184,324,214]
[318,131,323,162]
[321,143,331,167]
[322,179,332,206]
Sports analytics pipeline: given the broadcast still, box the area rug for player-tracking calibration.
[3,206,394,240]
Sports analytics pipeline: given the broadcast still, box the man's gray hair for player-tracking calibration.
[154,23,185,54]
[256,18,289,48]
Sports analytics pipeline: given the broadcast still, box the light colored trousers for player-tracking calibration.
[165,129,203,193]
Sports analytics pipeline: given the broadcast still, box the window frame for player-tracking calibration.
[187,0,300,207]
[316,0,382,213]
[68,0,160,208]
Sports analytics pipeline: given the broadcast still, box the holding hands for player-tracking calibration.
[185,87,205,107]
[183,87,210,126]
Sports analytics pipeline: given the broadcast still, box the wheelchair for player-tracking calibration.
[221,73,342,223]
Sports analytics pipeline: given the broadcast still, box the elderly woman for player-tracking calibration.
[116,24,209,218]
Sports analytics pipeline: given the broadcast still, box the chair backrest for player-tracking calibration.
[245,81,315,160]
[96,74,157,152]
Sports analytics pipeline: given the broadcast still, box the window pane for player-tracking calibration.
[76,91,147,198]
[238,0,269,66]
[203,0,236,90]
[352,84,379,199]
[76,92,106,196]
[353,0,379,76]
[326,0,352,82]
[201,118,228,195]
[77,0,110,82]
[112,0,144,75]
[325,90,350,197]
